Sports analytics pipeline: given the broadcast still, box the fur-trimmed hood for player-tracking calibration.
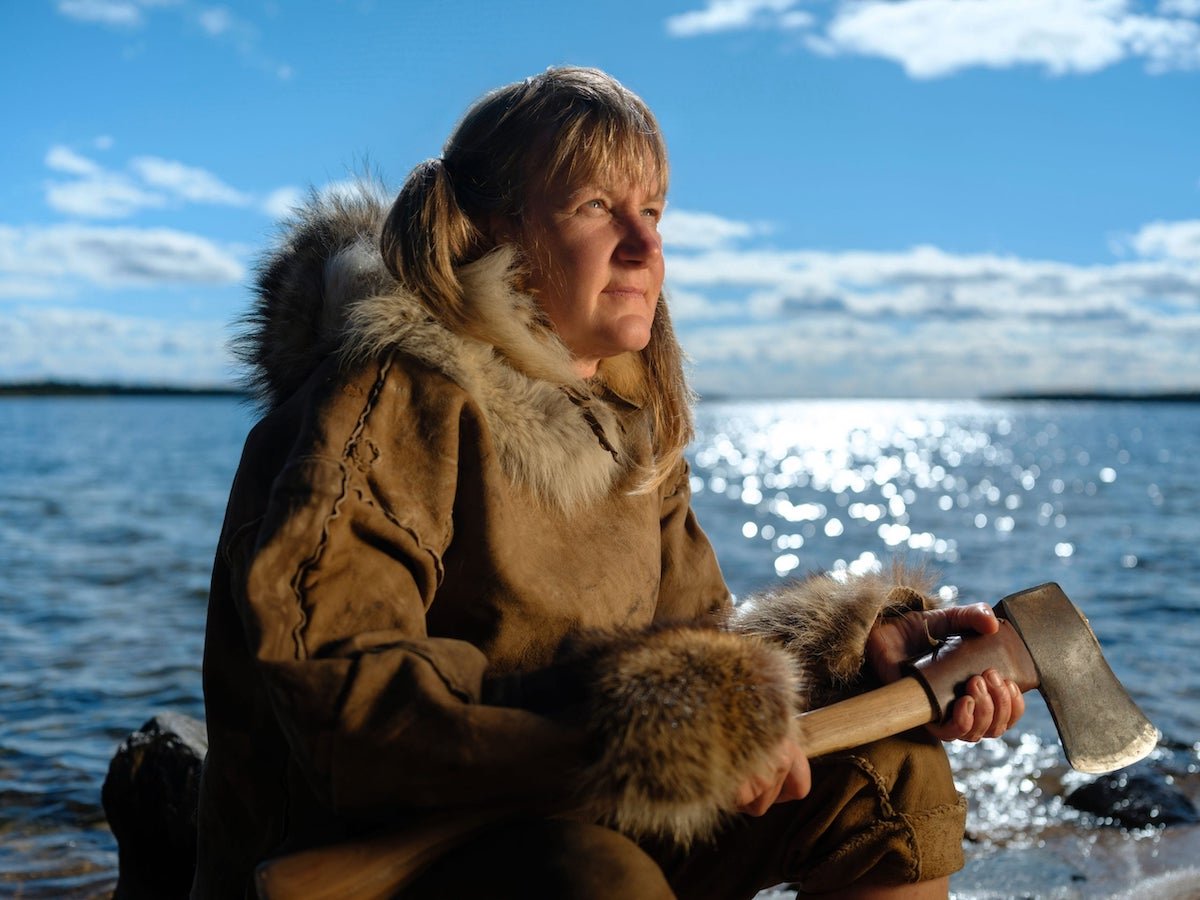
[236,188,656,511]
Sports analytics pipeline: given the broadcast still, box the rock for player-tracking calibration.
[1065,770,1199,828]
[102,712,208,900]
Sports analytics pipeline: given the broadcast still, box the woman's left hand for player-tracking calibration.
[865,603,1026,743]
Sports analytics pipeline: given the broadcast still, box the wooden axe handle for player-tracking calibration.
[797,619,1039,758]
[255,811,508,900]
[795,677,937,759]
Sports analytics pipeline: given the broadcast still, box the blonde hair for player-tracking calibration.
[381,66,692,493]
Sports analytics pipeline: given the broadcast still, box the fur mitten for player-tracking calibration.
[559,625,800,845]
[731,560,941,709]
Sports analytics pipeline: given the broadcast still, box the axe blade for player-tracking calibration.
[995,583,1159,774]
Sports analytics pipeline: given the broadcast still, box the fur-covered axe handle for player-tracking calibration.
[796,619,1038,759]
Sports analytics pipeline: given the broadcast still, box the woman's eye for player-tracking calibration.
[580,199,607,214]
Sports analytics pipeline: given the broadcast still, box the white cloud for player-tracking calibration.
[685,306,1199,397]
[197,6,233,35]
[45,145,103,177]
[1159,0,1200,15]
[673,247,1200,331]
[823,0,1133,77]
[129,155,251,206]
[0,279,62,300]
[262,186,305,219]
[666,0,810,37]
[661,209,766,249]
[55,0,177,28]
[668,0,1200,77]
[0,306,234,386]
[664,217,1200,396]
[45,174,167,219]
[0,223,244,292]
[666,287,748,321]
[56,0,145,27]
[42,144,293,220]
[1129,219,1200,260]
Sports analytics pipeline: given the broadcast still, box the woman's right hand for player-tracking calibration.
[734,736,811,816]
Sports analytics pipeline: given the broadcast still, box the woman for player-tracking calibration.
[192,67,1022,899]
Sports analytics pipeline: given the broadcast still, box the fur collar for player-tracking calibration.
[237,188,653,512]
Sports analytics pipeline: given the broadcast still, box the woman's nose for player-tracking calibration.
[615,216,662,264]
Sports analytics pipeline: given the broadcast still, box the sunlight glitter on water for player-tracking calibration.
[690,400,1022,572]
[687,399,1173,596]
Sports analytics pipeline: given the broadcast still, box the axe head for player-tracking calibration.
[995,583,1159,774]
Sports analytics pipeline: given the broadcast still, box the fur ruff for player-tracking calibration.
[237,188,646,513]
[570,625,800,845]
[732,560,940,708]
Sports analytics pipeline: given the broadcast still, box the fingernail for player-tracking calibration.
[987,670,1003,688]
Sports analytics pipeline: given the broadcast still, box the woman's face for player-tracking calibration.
[520,176,665,378]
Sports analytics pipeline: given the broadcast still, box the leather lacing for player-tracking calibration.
[561,386,620,462]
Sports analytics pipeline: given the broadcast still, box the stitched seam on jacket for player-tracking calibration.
[287,361,390,660]
[375,503,446,591]
[286,461,350,662]
[367,351,446,589]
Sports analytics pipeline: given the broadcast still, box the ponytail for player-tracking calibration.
[380,158,483,330]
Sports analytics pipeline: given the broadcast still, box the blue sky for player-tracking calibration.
[3,0,1198,397]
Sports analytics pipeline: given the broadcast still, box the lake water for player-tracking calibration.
[1,396,1197,897]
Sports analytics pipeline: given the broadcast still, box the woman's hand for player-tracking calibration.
[866,604,1026,743]
[734,736,811,816]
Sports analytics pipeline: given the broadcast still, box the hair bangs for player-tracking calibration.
[540,105,669,201]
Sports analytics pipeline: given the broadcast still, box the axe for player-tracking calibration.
[797,582,1159,773]
[255,582,1157,899]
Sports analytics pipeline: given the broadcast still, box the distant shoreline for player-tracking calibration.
[0,381,245,397]
[1,381,1197,403]
[983,390,1200,403]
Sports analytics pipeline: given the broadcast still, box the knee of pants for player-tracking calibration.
[789,730,966,893]
[544,820,677,899]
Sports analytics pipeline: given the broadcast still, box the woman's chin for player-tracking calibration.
[608,316,654,355]
[564,317,654,375]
